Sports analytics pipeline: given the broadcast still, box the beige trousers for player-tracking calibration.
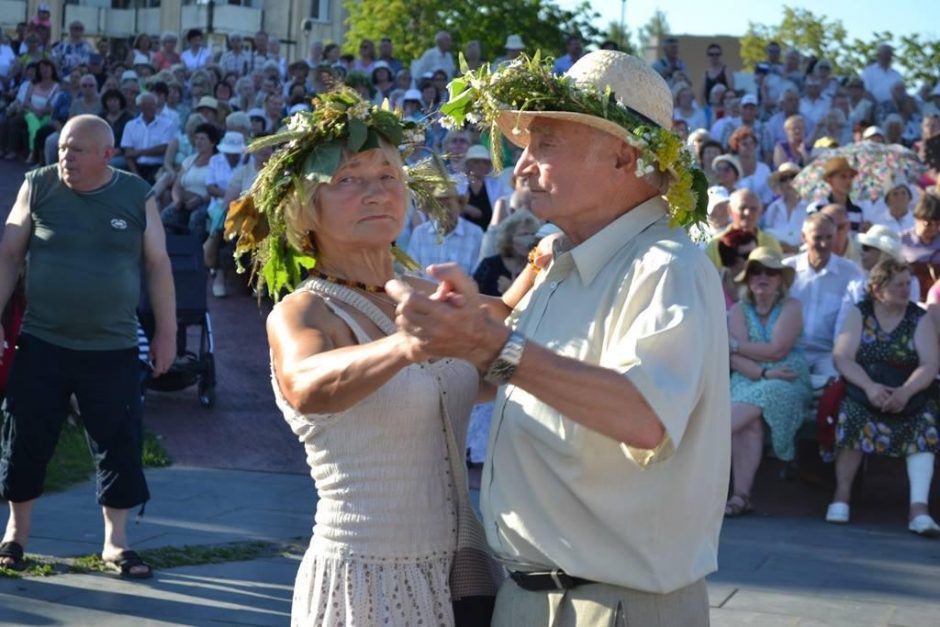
[491,576,709,627]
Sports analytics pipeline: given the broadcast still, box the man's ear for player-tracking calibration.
[613,141,640,174]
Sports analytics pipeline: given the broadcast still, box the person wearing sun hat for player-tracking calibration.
[385,50,729,624]
[726,246,810,518]
[866,176,917,234]
[806,155,871,233]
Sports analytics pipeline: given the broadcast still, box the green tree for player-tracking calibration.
[740,6,939,85]
[343,0,601,67]
[604,20,635,54]
[636,9,669,57]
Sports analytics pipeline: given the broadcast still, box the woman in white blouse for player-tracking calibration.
[762,162,807,252]
[730,126,773,205]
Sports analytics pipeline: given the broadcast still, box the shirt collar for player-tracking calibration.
[797,251,840,275]
[431,216,466,236]
[568,197,668,286]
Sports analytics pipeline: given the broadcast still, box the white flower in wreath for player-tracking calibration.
[347,102,371,121]
[287,114,312,133]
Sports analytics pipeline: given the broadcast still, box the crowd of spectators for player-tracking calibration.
[1,8,940,534]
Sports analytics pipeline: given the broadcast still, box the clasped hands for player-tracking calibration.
[385,264,509,370]
[865,382,911,414]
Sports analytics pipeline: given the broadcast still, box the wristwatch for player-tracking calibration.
[484,331,527,386]
[729,338,740,354]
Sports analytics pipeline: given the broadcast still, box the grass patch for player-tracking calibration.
[68,540,281,574]
[0,558,59,578]
[43,422,172,494]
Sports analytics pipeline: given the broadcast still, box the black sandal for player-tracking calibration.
[102,550,153,580]
[724,494,754,518]
[0,541,26,571]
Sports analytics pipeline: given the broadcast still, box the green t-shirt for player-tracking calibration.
[23,165,151,350]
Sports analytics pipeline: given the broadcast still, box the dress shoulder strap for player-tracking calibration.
[296,277,397,338]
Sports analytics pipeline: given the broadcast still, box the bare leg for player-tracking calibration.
[1,499,35,566]
[101,506,149,576]
[832,448,863,504]
[730,403,764,499]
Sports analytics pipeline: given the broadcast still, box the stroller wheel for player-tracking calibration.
[198,383,216,408]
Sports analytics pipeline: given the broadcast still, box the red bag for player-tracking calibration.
[816,378,846,456]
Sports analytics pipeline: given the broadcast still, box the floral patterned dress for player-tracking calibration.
[837,298,940,457]
[730,301,812,461]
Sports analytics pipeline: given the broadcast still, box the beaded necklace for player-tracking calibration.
[307,267,387,293]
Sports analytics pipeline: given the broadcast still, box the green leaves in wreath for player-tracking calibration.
[690,168,709,222]
[260,236,316,300]
[303,141,342,184]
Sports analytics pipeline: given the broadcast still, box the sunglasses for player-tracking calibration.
[749,266,782,278]
[860,244,879,253]
[708,52,722,57]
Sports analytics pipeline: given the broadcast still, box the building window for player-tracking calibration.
[311,0,330,22]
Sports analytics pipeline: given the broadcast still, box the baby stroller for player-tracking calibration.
[139,234,217,408]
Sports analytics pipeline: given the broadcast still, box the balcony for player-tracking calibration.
[0,0,27,28]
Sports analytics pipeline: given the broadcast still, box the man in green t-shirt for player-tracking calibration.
[0,115,176,578]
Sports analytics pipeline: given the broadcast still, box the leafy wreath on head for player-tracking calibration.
[225,87,451,301]
[440,52,708,227]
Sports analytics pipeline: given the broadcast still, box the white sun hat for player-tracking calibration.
[504,34,525,50]
[857,224,902,260]
[496,50,673,147]
[217,131,246,155]
[464,144,492,162]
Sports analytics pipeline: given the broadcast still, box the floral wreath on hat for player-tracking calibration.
[440,53,708,227]
[226,87,450,301]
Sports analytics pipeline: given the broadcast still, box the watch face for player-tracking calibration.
[487,359,516,385]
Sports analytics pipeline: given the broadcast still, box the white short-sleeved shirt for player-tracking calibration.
[784,253,865,357]
[205,153,238,191]
[178,153,210,199]
[763,198,808,247]
[482,198,731,593]
[862,63,904,103]
[120,114,176,165]
[181,46,212,71]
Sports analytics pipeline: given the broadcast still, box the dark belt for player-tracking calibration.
[510,569,595,591]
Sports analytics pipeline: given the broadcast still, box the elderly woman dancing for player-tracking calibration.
[228,89,554,626]
[830,258,940,535]
[726,247,811,516]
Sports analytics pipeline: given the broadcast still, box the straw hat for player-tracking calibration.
[823,156,858,179]
[857,225,902,260]
[196,96,219,112]
[496,50,673,147]
[768,161,801,189]
[735,247,795,286]
[464,144,491,162]
[217,131,246,155]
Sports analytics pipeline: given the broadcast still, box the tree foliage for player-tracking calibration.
[740,6,940,86]
[636,9,670,57]
[343,0,601,67]
[605,21,635,55]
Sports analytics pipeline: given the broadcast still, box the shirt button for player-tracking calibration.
[549,281,558,289]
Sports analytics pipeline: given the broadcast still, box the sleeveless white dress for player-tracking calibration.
[273,278,479,627]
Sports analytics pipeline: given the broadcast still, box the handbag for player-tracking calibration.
[844,361,931,415]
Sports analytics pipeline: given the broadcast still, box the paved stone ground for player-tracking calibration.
[2,157,940,625]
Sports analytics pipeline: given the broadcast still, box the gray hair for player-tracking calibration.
[803,210,836,233]
[135,92,156,106]
[161,31,178,43]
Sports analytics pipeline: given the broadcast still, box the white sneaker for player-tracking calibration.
[825,502,850,524]
[211,270,227,298]
[908,514,940,537]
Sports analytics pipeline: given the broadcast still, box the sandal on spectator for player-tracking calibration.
[102,550,153,579]
[908,514,940,537]
[724,494,753,518]
[0,541,26,571]
[825,502,850,524]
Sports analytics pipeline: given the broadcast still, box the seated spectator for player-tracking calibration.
[456,145,509,231]
[773,114,811,168]
[161,122,218,238]
[807,157,870,233]
[784,213,865,381]
[830,257,940,535]
[862,125,885,143]
[153,32,180,71]
[690,185,731,245]
[727,247,811,517]
[406,184,483,276]
[205,131,247,297]
[730,126,773,205]
[837,226,920,336]
[99,88,133,167]
[914,113,939,190]
[698,139,723,186]
[687,128,711,165]
[763,162,807,251]
[121,91,175,184]
[866,178,916,234]
[195,95,222,128]
[23,58,59,164]
[820,203,862,264]
[672,82,706,132]
[706,188,781,268]
[712,153,741,195]
[181,28,211,71]
[472,209,541,297]
[716,227,757,307]
[126,33,155,68]
[440,128,471,174]
[900,193,940,300]
[371,62,395,104]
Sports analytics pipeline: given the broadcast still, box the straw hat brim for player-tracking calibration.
[734,260,795,287]
[496,109,629,148]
